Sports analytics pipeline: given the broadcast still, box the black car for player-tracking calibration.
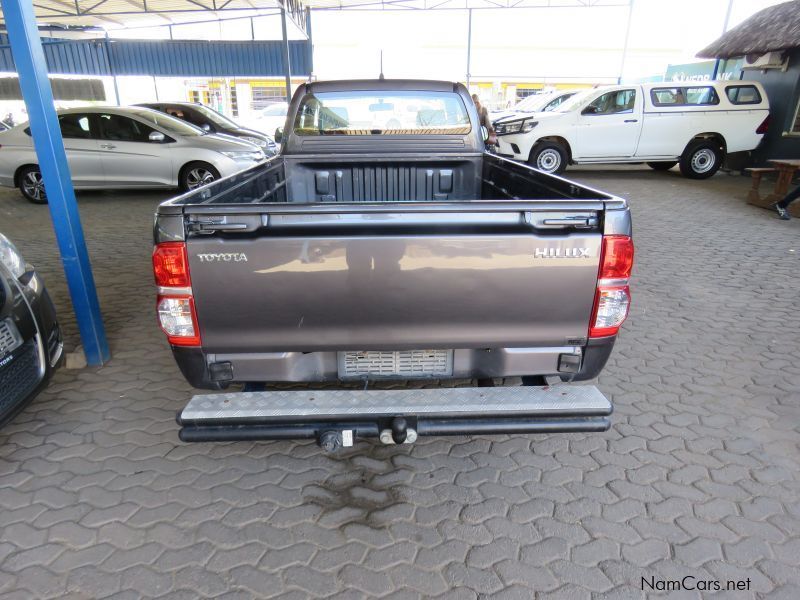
[135,102,278,156]
[0,233,62,426]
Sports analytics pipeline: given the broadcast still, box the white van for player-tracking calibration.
[493,81,770,179]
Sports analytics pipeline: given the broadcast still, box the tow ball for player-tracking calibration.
[379,417,418,445]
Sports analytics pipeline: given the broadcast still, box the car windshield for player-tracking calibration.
[514,94,552,112]
[128,109,204,136]
[294,91,471,135]
[260,103,288,117]
[192,104,240,129]
[551,89,596,113]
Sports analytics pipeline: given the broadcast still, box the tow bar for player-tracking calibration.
[176,386,612,452]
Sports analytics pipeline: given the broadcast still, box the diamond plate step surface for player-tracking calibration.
[180,385,611,422]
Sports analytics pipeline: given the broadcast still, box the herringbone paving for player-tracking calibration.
[0,166,798,598]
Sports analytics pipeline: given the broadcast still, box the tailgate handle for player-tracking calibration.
[529,214,599,229]
[187,215,265,234]
[194,222,248,232]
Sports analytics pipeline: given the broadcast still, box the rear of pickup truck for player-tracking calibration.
[154,80,633,449]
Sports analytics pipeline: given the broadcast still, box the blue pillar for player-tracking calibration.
[2,0,110,366]
[280,8,292,102]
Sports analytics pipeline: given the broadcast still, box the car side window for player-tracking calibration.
[58,114,94,139]
[583,90,636,115]
[726,85,762,105]
[98,114,156,142]
[182,108,209,128]
[650,86,719,106]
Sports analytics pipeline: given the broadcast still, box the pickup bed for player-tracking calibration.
[154,79,633,450]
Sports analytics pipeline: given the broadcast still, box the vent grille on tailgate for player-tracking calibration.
[339,350,454,379]
[313,165,456,202]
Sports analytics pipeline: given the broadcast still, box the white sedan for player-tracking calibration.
[0,106,266,203]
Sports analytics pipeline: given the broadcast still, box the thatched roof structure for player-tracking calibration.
[697,0,800,59]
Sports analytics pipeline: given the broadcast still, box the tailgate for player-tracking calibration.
[184,203,603,352]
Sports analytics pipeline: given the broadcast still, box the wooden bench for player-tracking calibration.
[745,167,777,207]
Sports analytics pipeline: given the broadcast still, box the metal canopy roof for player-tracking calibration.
[302,0,627,8]
[0,0,308,31]
[0,0,628,30]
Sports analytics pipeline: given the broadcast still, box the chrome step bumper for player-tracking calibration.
[177,385,612,447]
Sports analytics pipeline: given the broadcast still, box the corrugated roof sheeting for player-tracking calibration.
[107,40,311,77]
[0,36,311,77]
[0,34,110,74]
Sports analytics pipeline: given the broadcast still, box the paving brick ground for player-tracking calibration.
[1,165,798,599]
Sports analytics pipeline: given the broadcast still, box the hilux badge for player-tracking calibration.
[535,248,590,258]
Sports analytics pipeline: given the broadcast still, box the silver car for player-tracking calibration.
[0,106,266,204]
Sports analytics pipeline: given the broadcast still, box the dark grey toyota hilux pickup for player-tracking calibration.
[154,79,633,451]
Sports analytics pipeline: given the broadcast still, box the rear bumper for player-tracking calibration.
[176,385,613,445]
[172,337,616,389]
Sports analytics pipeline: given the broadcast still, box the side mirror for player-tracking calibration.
[201,123,212,132]
[149,131,166,143]
[481,125,489,141]
[274,127,283,144]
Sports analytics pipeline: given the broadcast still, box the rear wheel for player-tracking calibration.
[646,161,677,171]
[180,162,220,191]
[679,140,723,179]
[18,166,47,204]
[528,141,568,175]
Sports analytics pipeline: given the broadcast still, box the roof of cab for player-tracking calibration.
[303,79,461,94]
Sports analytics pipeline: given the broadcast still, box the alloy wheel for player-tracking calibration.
[186,167,217,190]
[22,170,46,202]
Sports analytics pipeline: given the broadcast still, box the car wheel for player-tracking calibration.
[180,162,221,191]
[18,166,47,204]
[646,161,678,171]
[679,140,722,179]
[529,142,568,175]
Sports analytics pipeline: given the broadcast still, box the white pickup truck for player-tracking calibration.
[494,81,770,179]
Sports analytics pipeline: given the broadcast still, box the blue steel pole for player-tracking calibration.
[2,0,110,365]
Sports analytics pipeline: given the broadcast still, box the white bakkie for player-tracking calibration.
[494,81,770,179]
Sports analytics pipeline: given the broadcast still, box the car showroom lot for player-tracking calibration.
[0,167,798,599]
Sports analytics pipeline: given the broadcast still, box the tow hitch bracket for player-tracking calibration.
[176,385,612,449]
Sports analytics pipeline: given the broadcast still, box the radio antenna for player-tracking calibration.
[379,51,385,80]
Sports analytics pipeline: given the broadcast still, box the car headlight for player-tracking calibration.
[221,150,265,161]
[0,233,26,278]
[494,118,538,136]
[241,136,267,148]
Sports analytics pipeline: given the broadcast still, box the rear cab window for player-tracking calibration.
[293,90,471,136]
[650,86,720,107]
[725,85,762,105]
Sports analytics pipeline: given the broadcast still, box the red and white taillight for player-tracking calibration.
[589,235,634,338]
[153,242,200,346]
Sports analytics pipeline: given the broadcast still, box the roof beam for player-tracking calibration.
[32,3,76,16]
[81,0,110,15]
[278,0,307,32]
